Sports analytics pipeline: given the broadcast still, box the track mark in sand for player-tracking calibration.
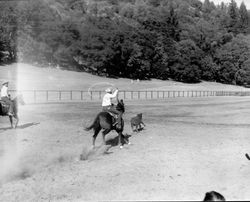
[168,120,250,128]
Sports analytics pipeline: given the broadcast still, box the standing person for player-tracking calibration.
[1,81,14,116]
[102,87,122,129]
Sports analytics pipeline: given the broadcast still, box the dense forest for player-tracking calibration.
[1,0,250,85]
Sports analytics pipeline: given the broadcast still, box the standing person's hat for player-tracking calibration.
[2,81,9,85]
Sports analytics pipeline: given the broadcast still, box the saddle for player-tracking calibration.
[107,112,119,126]
[0,100,10,115]
[108,112,118,119]
[102,102,124,127]
[102,106,118,121]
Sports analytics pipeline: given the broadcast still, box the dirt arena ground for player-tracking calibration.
[1,96,250,201]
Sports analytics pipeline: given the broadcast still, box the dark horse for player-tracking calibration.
[85,99,129,148]
[0,94,25,128]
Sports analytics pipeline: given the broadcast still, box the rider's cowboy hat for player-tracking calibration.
[2,81,9,85]
[105,87,112,93]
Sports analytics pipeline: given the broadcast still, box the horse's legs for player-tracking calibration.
[9,116,13,128]
[102,129,111,145]
[118,131,124,148]
[122,133,130,145]
[92,127,101,148]
[136,125,139,132]
[14,115,19,129]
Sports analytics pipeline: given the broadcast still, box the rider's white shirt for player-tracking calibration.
[0,86,8,97]
[102,90,118,106]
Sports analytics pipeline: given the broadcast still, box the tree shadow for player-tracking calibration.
[16,122,40,129]
[0,126,13,132]
[106,134,131,147]
[0,122,40,131]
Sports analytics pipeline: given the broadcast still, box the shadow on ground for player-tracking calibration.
[106,134,131,147]
[0,126,13,132]
[0,122,40,131]
[16,122,40,129]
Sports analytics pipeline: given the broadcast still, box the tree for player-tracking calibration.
[214,34,250,84]
[166,1,180,41]
[169,39,203,83]
[0,1,18,63]
[238,2,249,34]
[227,0,239,34]
[200,55,218,81]
[146,0,161,7]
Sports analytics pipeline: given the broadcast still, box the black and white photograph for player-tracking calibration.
[1,0,250,201]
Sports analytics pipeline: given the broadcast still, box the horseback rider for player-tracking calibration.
[102,87,122,129]
[1,81,14,116]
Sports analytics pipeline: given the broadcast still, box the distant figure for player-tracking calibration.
[130,113,146,132]
[203,191,226,201]
[0,81,14,116]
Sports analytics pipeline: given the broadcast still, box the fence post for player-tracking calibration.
[28,89,250,102]
[34,90,36,103]
[99,91,101,100]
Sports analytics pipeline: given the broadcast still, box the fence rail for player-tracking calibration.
[9,90,250,104]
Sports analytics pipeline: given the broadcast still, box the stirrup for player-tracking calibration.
[116,123,122,129]
[8,112,14,116]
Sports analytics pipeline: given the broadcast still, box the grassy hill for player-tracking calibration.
[0,63,247,92]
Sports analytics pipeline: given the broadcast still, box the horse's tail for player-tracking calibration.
[0,103,3,115]
[84,114,100,131]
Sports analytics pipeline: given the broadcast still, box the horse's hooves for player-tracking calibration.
[119,146,123,149]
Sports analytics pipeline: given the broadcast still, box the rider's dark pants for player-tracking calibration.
[102,105,122,126]
[1,96,14,114]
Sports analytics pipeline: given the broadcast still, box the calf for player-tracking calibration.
[130,113,145,132]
